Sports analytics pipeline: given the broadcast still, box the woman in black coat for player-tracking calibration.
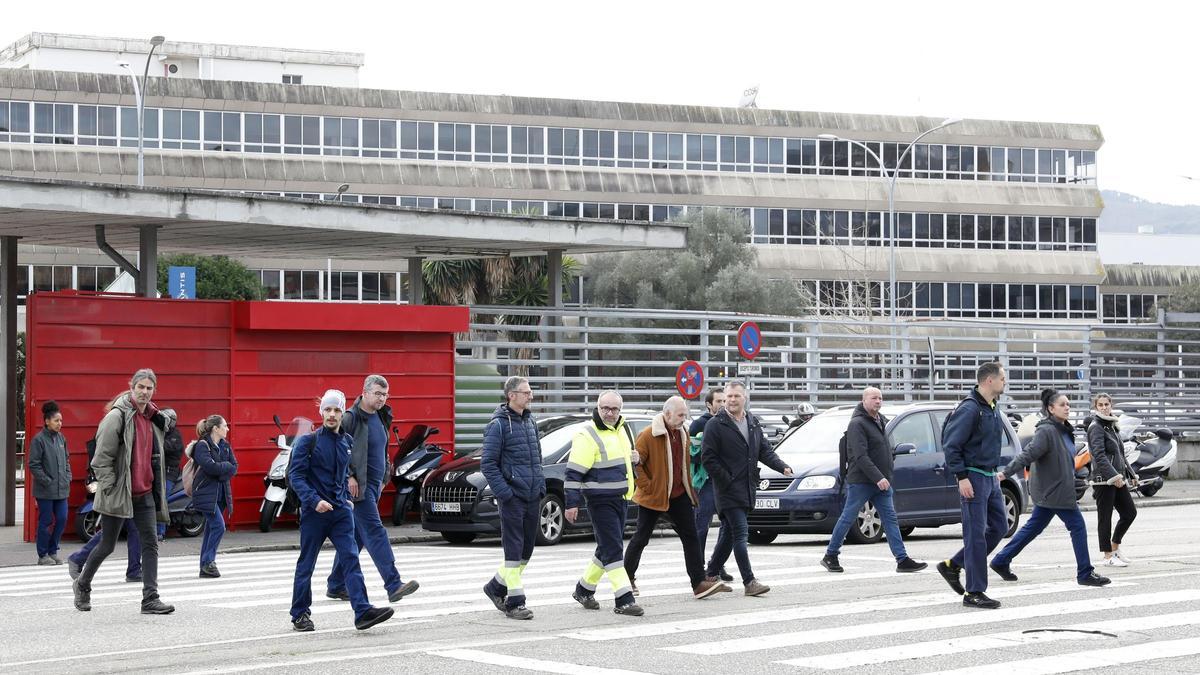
[29,401,71,565]
[190,415,237,578]
[1089,393,1136,567]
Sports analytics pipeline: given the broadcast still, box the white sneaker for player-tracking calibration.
[1103,556,1128,567]
[1114,550,1133,564]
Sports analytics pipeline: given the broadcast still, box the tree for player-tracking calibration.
[15,331,24,432]
[155,254,265,300]
[586,208,807,315]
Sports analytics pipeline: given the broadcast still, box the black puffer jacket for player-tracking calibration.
[701,408,790,512]
[1088,416,1126,481]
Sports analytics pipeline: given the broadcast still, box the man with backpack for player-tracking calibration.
[820,387,926,574]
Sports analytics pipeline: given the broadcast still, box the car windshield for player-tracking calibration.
[540,423,585,459]
[773,410,853,460]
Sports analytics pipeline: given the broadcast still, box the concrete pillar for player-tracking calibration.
[546,250,563,405]
[547,249,563,309]
[407,257,424,305]
[0,236,17,526]
[137,225,159,298]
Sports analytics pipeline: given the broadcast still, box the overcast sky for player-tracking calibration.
[5,0,1197,204]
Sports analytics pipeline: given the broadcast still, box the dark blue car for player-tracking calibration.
[746,403,1028,545]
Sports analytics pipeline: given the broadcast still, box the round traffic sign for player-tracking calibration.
[737,321,762,360]
[676,360,705,400]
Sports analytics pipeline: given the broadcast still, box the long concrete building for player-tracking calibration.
[0,32,1152,326]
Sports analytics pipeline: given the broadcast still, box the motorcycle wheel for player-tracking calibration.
[177,512,205,538]
[75,510,100,539]
[260,499,281,532]
[391,491,415,526]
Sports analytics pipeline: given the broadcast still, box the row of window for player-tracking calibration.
[254,269,407,303]
[0,99,1099,183]
[801,280,1101,320]
[1101,293,1161,323]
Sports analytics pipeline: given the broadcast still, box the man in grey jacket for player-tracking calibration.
[73,368,176,615]
[821,388,926,574]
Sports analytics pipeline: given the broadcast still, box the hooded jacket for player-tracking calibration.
[564,410,636,508]
[633,412,696,512]
[479,404,546,503]
[340,396,394,499]
[91,395,176,522]
[701,408,790,512]
[844,403,892,485]
[943,386,1006,480]
[1003,416,1079,510]
[1087,415,1127,481]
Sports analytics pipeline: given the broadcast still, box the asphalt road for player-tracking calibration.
[2,504,1199,674]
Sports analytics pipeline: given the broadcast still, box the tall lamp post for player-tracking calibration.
[116,35,165,187]
[819,117,961,322]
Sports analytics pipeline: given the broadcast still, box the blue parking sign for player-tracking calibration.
[169,266,196,299]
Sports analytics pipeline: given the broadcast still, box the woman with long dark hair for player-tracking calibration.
[190,415,237,578]
[1089,393,1137,566]
[29,401,71,564]
[990,388,1111,587]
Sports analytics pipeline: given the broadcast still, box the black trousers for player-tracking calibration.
[78,493,160,603]
[624,493,705,588]
[1094,484,1137,552]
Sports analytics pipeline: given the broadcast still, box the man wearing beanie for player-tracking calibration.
[289,389,393,632]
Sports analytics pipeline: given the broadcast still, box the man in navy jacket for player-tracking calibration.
[289,389,393,632]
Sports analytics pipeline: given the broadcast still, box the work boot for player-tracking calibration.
[141,598,176,615]
[389,580,419,602]
[354,606,394,630]
[572,590,600,610]
[821,554,844,573]
[897,557,928,573]
[73,579,91,612]
[962,591,1001,609]
[693,579,726,599]
[937,560,965,595]
[292,612,314,632]
[613,602,644,616]
[989,562,1018,581]
[744,579,770,596]
[483,583,506,612]
[505,605,534,620]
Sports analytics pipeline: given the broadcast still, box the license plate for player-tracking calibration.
[431,502,461,513]
[754,498,780,510]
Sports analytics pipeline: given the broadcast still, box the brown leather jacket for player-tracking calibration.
[633,412,696,511]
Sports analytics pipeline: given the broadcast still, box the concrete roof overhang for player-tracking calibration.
[0,176,688,259]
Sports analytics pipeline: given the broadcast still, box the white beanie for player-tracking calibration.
[319,389,346,412]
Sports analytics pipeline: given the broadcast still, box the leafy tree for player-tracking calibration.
[156,253,265,300]
[15,331,24,432]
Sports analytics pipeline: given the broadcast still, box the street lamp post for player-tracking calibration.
[116,35,165,187]
[820,117,961,322]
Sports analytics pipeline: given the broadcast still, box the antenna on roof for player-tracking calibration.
[738,85,759,109]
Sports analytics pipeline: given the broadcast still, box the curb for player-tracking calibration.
[1078,497,1200,512]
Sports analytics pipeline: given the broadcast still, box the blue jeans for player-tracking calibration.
[199,505,226,567]
[992,505,1094,581]
[70,518,141,577]
[950,472,1007,593]
[292,505,372,622]
[706,507,753,584]
[328,484,402,596]
[694,481,719,550]
[35,498,67,557]
[826,484,908,561]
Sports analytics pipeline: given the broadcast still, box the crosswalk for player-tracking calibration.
[2,540,1199,674]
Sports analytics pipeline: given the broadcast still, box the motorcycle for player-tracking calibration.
[75,472,101,539]
[165,478,205,537]
[259,415,314,532]
[389,424,448,525]
[1074,415,1176,499]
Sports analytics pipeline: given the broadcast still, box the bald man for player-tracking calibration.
[821,387,927,574]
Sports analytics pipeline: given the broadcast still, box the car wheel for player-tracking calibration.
[899,526,915,537]
[76,510,101,539]
[748,530,778,545]
[536,493,565,546]
[1002,485,1021,538]
[846,501,884,544]
[440,532,477,544]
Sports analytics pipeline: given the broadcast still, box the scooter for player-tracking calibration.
[390,425,448,525]
[259,415,314,532]
[165,478,205,537]
[1126,427,1176,497]
[75,471,101,539]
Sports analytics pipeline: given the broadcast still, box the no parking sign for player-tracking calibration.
[737,321,761,360]
[676,360,705,400]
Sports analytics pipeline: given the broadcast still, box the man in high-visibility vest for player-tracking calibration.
[565,390,643,616]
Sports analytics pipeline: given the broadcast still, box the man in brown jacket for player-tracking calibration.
[624,396,728,599]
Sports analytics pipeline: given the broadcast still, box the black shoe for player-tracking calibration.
[388,580,419,602]
[631,579,639,596]
[573,590,600,610]
[483,584,506,612]
[614,602,644,616]
[820,554,844,573]
[141,598,175,615]
[125,574,142,583]
[1079,572,1112,587]
[354,606,394,630]
[962,591,1001,609]
[325,589,351,601]
[199,564,221,578]
[718,569,734,583]
[505,605,534,620]
[989,562,1018,581]
[67,559,82,581]
[73,579,91,612]
[937,560,965,595]
[292,612,314,632]
[897,557,928,573]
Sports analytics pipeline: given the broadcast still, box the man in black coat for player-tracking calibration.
[820,387,927,574]
[701,381,792,596]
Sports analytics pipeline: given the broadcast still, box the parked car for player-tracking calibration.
[745,403,1029,545]
[421,413,654,545]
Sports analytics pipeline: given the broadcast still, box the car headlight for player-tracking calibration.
[269,465,286,480]
[797,475,837,490]
[396,460,417,476]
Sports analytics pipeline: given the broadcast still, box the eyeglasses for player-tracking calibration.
[513,389,533,396]
[598,406,622,414]
[370,391,389,398]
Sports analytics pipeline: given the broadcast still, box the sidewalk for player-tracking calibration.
[3,480,1199,568]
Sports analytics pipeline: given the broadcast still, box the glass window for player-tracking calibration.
[890,413,937,454]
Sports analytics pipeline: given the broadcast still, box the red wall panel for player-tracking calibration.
[23,293,467,541]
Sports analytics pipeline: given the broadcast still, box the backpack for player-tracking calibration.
[181,440,200,497]
[283,432,316,508]
[837,431,850,481]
